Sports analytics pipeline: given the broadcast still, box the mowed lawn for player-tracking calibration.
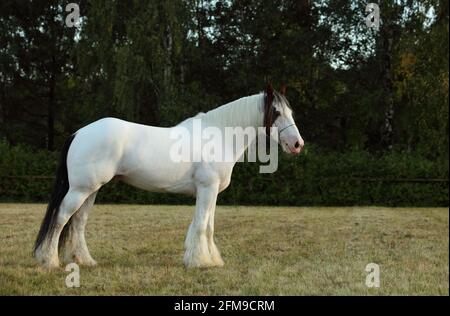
[0,204,448,295]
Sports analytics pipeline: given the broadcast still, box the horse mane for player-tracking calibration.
[264,88,275,136]
[178,94,264,130]
[176,88,289,131]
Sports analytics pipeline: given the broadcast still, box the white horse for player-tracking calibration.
[34,85,304,269]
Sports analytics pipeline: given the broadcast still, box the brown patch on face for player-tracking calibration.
[264,84,275,136]
[263,84,283,136]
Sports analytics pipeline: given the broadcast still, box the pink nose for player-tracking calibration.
[292,138,304,154]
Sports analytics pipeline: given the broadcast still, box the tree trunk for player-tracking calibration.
[379,25,395,150]
[163,23,173,94]
[195,0,205,48]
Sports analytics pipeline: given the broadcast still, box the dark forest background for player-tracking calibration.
[0,0,448,206]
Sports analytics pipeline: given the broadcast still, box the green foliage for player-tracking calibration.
[1,0,448,156]
[222,145,449,206]
[0,139,57,201]
[0,140,447,206]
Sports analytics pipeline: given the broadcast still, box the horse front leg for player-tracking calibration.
[184,183,219,268]
[207,203,224,266]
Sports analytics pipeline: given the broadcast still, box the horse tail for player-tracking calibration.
[34,134,76,254]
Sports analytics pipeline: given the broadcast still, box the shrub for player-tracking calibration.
[0,139,448,206]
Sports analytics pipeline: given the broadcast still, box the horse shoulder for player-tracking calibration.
[217,163,234,193]
[197,163,234,193]
[193,163,221,189]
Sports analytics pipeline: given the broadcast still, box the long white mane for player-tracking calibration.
[179,93,264,130]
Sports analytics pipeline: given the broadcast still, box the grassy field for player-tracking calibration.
[0,204,448,295]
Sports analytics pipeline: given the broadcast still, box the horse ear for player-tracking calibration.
[266,83,274,96]
[280,85,287,96]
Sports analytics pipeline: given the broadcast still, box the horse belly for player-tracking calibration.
[120,162,196,196]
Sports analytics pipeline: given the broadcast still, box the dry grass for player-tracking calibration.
[0,204,448,295]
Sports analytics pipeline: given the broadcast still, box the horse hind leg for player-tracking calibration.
[62,191,98,266]
[35,189,92,269]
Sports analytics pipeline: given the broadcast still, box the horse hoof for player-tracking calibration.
[81,259,97,267]
[184,262,214,269]
[71,254,98,267]
[40,260,60,270]
[211,257,224,267]
[183,255,223,269]
[183,257,215,269]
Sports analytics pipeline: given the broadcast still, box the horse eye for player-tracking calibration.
[273,108,281,116]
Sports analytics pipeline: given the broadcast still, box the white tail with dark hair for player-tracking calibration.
[34,86,304,269]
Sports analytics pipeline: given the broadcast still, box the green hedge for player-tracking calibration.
[0,139,448,206]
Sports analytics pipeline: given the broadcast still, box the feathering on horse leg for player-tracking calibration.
[62,191,98,266]
[207,204,224,267]
[38,189,92,269]
[184,184,219,268]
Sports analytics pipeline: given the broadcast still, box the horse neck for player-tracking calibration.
[203,93,264,162]
[203,93,263,131]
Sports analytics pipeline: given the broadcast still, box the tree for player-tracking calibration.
[0,1,77,149]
